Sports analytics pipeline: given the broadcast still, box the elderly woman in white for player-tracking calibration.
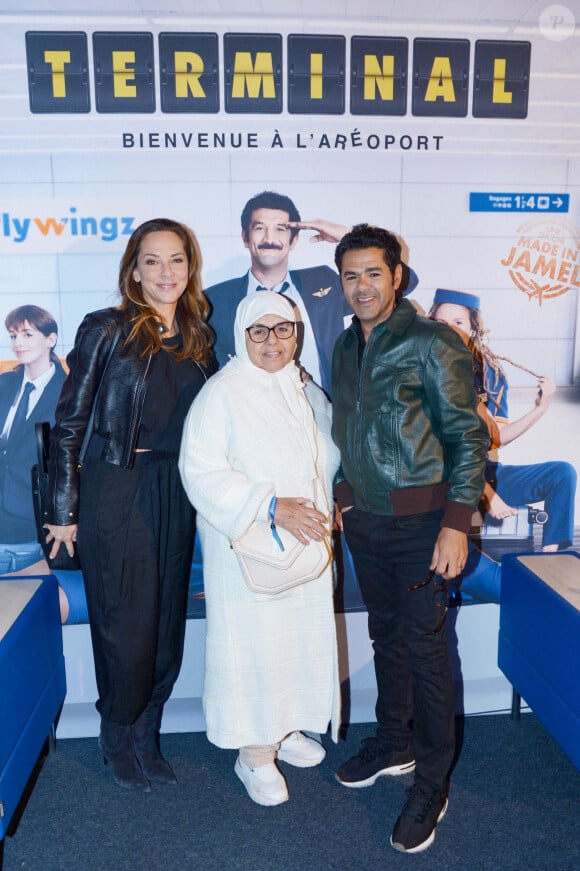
[179,291,340,807]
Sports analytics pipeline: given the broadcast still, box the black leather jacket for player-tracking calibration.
[332,300,489,533]
[47,307,212,526]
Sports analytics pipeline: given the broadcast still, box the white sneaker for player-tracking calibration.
[235,756,289,806]
[277,732,326,768]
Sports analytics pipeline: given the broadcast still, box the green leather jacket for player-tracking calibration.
[331,300,489,533]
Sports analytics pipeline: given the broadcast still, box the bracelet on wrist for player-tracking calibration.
[268,496,285,552]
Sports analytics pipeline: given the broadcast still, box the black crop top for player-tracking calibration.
[137,335,212,453]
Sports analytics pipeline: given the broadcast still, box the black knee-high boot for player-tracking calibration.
[132,703,177,784]
[99,719,151,791]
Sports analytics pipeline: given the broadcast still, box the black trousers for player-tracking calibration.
[342,507,455,793]
[78,452,194,725]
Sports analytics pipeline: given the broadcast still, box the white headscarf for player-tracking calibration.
[233,290,296,363]
[231,291,320,492]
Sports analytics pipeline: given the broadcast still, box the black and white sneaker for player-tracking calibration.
[335,738,415,788]
[390,784,448,853]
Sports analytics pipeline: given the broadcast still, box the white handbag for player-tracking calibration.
[232,515,331,595]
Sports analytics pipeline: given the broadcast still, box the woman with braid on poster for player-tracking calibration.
[429,289,576,583]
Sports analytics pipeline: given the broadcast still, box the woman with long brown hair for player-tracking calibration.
[44,218,216,790]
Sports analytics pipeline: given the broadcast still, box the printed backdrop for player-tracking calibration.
[1,2,579,606]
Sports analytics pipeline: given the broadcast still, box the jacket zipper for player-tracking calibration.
[355,331,373,476]
[125,351,152,468]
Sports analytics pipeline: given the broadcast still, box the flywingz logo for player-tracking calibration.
[0,203,138,252]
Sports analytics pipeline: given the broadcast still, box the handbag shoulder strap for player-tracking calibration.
[77,321,123,466]
[35,420,51,473]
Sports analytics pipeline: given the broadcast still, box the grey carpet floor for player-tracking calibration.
[3,714,579,871]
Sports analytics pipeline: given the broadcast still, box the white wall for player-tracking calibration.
[57,605,514,739]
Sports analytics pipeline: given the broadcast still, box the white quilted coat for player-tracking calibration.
[179,353,341,749]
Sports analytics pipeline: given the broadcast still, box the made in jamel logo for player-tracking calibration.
[501,219,580,305]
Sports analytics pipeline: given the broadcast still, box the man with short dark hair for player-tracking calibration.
[331,224,488,853]
[205,191,418,397]
[205,190,352,396]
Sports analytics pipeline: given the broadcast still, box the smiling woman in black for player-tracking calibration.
[44,218,216,791]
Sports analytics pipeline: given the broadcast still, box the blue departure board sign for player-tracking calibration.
[470,193,569,212]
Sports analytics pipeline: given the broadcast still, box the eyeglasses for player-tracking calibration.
[246,321,295,343]
[408,570,449,636]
